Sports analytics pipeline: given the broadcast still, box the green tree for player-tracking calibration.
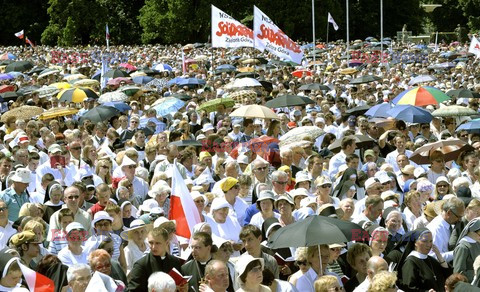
[459,0,480,33]
[427,0,466,32]
[60,17,76,46]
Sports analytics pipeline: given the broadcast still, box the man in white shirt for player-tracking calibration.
[36,144,76,187]
[353,256,388,292]
[427,197,465,263]
[385,135,414,173]
[352,195,384,225]
[329,136,357,178]
[0,200,16,250]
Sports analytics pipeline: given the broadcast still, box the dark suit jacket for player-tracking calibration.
[181,259,211,292]
[128,253,183,292]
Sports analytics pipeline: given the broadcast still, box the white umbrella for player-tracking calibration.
[98,91,129,103]
[230,105,279,119]
[34,86,59,98]
[279,126,324,146]
[408,75,436,85]
[432,105,477,117]
[229,78,262,89]
[38,69,60,79]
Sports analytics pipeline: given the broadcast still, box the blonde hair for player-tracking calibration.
[18,203,38,217]
[314,275,338,292]
[150,172,168,187]
[367,271,397,292]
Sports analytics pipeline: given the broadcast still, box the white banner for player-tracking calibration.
[211,5,254,48]
[253,6,304,64]
[469,36,480,58]
[328,13,339,31]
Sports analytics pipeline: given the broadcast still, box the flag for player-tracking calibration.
[211,5,254,48]
[105,24,110,40]
[169,162,202,238]
[26,37,35,47]
[14,30,24,39]
[469,36,480,58]
[18,260,55,292]
[100,55,109,89]
[328,13,339,31]
[253,6,303,64]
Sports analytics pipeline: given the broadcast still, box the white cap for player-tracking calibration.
[365,177,378,190]
[237,154,249,165]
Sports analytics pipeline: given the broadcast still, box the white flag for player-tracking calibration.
[253,6,304,64]
[211,5,254,48]
[14,30,24,39]
[469,36,480,58]
[328,13,339,31]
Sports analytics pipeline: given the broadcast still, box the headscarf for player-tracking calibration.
[43,181,63,204]
[394,228,432,279]
[457,218,480,244]
[332,168,358,197]
[337,181,356,199]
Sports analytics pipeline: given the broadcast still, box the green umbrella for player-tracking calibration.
[349,75,382,84]
[5,61,34,73]
[446,89,480,99]
[198,97,235,113]
[265,95,315,108]
[298,83,330,91]
[118,85,143,97]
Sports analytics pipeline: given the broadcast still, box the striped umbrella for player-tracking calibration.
[392,86,450,106]
[57,87,99,103]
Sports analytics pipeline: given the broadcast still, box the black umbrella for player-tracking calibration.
[267,215,348,249]
[171,93,191,101]
[259,81,273,92]
[0,91,23,102]
[298,83,330,91]
[346,105,371,116]
[0,60,13,66]
[328,134,375,153]
[349,75,382,85]
[171,140,203,147]
[27,67,47,75]
[321,216,367,243]
[5,61,34,73]
[79,105,120,124]
[265,95,315,108]
[104,69,130,78]
[17,85,40,96]
[446,89,480,99]
[235,72,260,79]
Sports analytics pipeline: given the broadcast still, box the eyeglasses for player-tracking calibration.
[66,195,79,200]
[100,165,110,169]
[131,121,138,124]
[437,184,449,188]
[250,266,263,273]
[275,181,288,185]
[126,165,136,169]
[450,209,464,219]
[461,134,469,138]
[321,184,332,188]
[0,207,7,212]
[96,221,112,227]
[295,260,307,266]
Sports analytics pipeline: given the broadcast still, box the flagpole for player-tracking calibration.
[380,0,384,66]
[106,24,110,51]
[326,16,330,44]
[312,0,316,67]
[346,0,350,63]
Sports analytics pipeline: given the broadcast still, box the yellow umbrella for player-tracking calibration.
[237,67,254,73]
[339,68,358,75]
[39,107,79,120]
[57,88,99,103]
[50,82,72,90]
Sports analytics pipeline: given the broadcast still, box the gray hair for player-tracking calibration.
[225,161,241,173]
[148,272,176,292]
[66,264,91,283]
[442,197,465,213]
[272,170,288,182]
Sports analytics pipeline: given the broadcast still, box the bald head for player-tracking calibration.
[367,256,388,280]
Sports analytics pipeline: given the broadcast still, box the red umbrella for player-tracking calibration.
[119,63,137,72]
[185,59,197,66]
[292,69,312,78]
[107,77,133,87]
[0,85,15,93]
[230,135,281,168]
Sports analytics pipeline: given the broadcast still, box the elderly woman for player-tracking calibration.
[88,249,127,288]
[416,179,434,205]
[122,219,150,276]
[433,176,452,201]
[382,208,405,255]
[205,198,243,256]
[339,198,355,221]
[235,255,270,292]
[314,275,343,292]
[344,243,372,292]
[148,181,171,216]
[275,195,295,227]
[453,218,480,282]
[397,228,450,292]
[250,191,279,229]
[403,190,423,231]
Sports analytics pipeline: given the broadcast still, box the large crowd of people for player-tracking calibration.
[0,37,479,292]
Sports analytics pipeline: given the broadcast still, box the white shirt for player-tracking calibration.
[296,268,342,292]
[57,246,89,266]
[250,212,280,230]
[385,149,414,173]
[427,215,454,262]
[36,160,76,187]
[404,207,419,232]
[353,278,371,292]
[328,151,346,179]
[0,221,16,250]
[124,239,150,276]
[228,197,249,227]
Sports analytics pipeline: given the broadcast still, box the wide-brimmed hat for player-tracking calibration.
[91,211,113,228]
[153,217,176,228]
[120,219,150,240]
[10,168,31,184]
[10,230,41,246]
[235,255,265,284]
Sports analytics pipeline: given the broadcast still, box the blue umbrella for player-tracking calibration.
[167,77,185,87]
[8,71,26,78]
[1,53,16,60]
[217,64,236,70]
[408,75,436,85]
[132,76,154,85]
[153,97,185,116]
[457,119,480,134]
[178,78,205,87]
[0,73,14,80]
[103,101,131,112]
[365,103,393,118]
[153,64,172,72]
[386,105,433,123]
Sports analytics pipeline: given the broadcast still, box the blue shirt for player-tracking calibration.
[0,187,30,221]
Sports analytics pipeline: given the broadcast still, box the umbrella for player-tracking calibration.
[0,85,15,93]
[237,67,255,73]
[279,126,324,147]
[57,88,99,103]
[298,83,330,91]
[5,61,34,72]
[50,82,72,90]
[229,136,280,165]
[146,79,167,90]
[152,97,185,116]
[17,85,40,95]
[260,81,273,92]
[73,79,99,88]
[0,53,16,60]
[98,91,129,103]
[346,105,371,116]
[457,119,480,134]
[118,86,143,98]
[364,103,393,118]
[446,89,480,99]
[392,86,450,106]
[153,64,173,72]
[292,69,312,78]
[229,78,262,89]
[228,90,257,101]
[328,135,375,153]
[349,75,382,84]
[102,102,131,112]
[0,73,14,80]
[63,74,87,82]
[0,91,22,102]
[432,105,477,117]
[216,64,236,72]
[230,105,279,120]
[118,63,137,72]
[35,86,60,98]
[130,71,147,77]
[132,76,154,85]
[170,93,192,101]
[198,98,236,113]
[386,105,433,123]
[178,78,206,87]
[339,68,358,75]
[38,107,78,120]
[107,77,133,87]
[170,140,203,147]
[265,95,315,108]
[0,105,44,122]
[267,215,348,249]
[409,139,475,164]
[79,106,121,124]
[408,75,436,85]
[104,69,130,79]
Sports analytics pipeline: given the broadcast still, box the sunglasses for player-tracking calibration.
[256,167,268,171]
[126,165,136,169]
[295,260,307,266]
[320,184,332,188]
[275,181,288,185]
[0,207,7,212]
[66,195,79,200]
[70,147,81,150]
